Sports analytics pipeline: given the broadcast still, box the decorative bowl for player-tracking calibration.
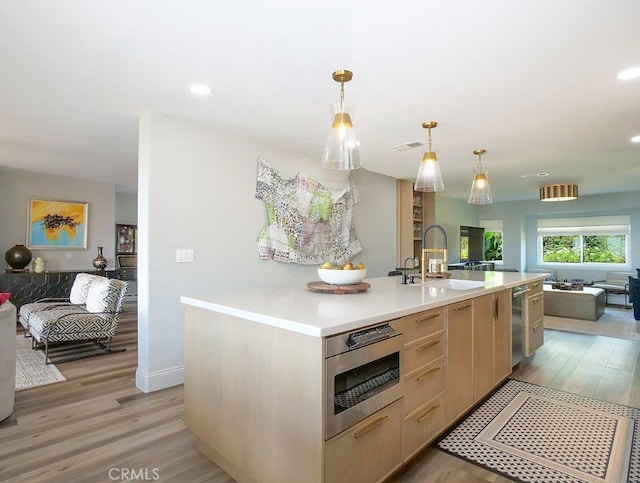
[317,268,366,285]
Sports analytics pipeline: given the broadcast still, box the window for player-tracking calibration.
[479,219,503,262]
[537,216,630,266]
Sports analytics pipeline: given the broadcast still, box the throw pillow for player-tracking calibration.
[86,277,123,313]
[69,273,102,305]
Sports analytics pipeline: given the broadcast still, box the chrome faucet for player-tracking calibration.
[402,257,415,284]
[421,224,448,282]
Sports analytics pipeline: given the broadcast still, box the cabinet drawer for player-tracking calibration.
[325,399,402,483]
[404,333,445,375]
[404,359,445,416]
[528,280,543,295]
[391,308,444,345]
[527,292,544,325]
[402,394,446,460]
[525,321,544,357]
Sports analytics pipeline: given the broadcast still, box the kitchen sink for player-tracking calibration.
[408,279,488,290]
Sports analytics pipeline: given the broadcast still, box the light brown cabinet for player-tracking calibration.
[473,290,512,400]
[391,307,446,460]
[494,289,513,382]
[445,300,474,425]
[525,281,544,356]
[325,399,402,483]
[446,289,512,426]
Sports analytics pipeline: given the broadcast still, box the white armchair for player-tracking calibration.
[591,271,635,307]
[19,274,128,363]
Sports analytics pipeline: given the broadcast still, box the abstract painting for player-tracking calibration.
[27,198,88,249]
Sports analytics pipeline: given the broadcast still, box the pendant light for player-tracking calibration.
[322,69,360,170]
[467,149,492,205]
[414,121,444,192]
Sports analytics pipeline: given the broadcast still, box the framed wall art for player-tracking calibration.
[116,224,137,254]
[27,198,88,249]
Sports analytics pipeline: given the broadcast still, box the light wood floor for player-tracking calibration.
[2,307,639,483]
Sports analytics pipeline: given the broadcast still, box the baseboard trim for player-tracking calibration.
[135,365,184,393]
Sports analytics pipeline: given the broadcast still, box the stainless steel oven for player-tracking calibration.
[325,322,403,440]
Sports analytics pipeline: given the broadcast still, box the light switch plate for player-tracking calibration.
[176,249,195,263]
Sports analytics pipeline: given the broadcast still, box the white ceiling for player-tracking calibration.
[1,0,639,202]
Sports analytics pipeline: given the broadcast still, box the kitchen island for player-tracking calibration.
[181,271,546,483]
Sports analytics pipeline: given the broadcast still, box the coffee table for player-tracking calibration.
[543,285,605,321]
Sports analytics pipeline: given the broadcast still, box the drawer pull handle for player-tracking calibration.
[416,313,440,324]
[353,415,388,438]
[417,405,439,423]
[531,282,540,288]
[453,304,472,312]
[417,366,440,382]
[416,340,440,352]
[530,294,542,302]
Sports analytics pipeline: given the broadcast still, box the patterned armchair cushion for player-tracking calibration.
[69,273,102,305]
[19,302,82,330]
[85,277,128,314]
[27,308,116,344]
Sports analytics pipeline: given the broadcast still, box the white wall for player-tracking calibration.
[0,167,116,270]
[115,192,138,225]
[136,112,397,392]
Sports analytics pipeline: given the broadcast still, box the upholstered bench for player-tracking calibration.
[543,285,605,321]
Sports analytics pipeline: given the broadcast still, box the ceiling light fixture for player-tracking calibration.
[414,121,444,192]
[617,67,640,80]
[322,69,360,170]
[467,149,492,205]
[539,183,578,202]
[189,83,211,96]
[631,135,640,143]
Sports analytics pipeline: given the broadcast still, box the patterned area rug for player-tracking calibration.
[438,379,639,483]
[15,335,66,391]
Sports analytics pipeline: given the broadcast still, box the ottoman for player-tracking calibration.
[543,285,605,321]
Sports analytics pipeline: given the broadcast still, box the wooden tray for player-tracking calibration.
[307,281,370,295]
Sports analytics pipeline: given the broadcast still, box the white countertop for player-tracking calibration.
[181,271,547,338]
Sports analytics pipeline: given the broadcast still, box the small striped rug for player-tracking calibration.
[15,335,66,391]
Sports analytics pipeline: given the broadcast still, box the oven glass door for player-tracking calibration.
[325,335,403,440]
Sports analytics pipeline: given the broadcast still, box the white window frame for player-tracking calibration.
[536,215,631,268]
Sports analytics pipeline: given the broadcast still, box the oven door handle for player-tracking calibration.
[347,332,394,350]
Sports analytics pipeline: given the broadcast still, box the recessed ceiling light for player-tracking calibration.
[617,67,640,80]
[519,172,549,179]
[392,141,423,151]
[189,83,211,96]
[632,135,640,143]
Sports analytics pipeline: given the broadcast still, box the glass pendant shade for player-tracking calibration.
[322,101,360,170]
[414,151,444,192]
[468,168,492,204]
[468,149,492,204]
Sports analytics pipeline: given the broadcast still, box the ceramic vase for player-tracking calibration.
[5,244,33,270]
[93,246,107,270]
